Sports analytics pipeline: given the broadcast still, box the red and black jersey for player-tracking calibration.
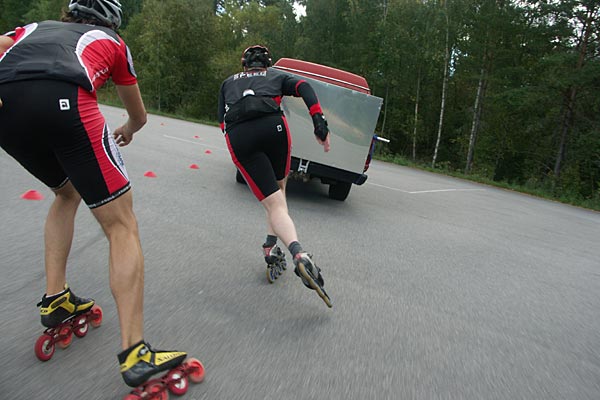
[0,20,136,92]
[218,67,322,131]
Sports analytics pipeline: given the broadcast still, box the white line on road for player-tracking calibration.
[163,134,227,151]
[367,182,486,194]
[367,182,410,193]
[408,188,486,194]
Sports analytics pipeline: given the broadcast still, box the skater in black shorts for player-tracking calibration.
[0,0,189,389]
[218,45,333,307]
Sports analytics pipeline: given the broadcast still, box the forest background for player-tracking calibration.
[1,0,598,210]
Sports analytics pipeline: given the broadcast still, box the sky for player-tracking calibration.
[293,2,307,17]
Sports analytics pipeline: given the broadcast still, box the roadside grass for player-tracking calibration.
[375,153,600,212]
[98,95,216,127]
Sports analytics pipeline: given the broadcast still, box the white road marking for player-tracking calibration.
[163,134,227,151]
[367,182,486,194]
[408,188,486,194]
[162,139,487,195]
[367,182,410,193]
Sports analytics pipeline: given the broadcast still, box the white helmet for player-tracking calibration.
[68,0,123,29]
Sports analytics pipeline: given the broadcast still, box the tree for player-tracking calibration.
[124,0,219,118]
[0,0,37,32]
[24,0,64,22]
[432,0,451,169]
[552,1,599,179]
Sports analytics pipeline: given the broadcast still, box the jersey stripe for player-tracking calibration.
[0,23,38,62]
[75,30,121,90]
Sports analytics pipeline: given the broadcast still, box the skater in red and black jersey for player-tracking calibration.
[218,45,332,307]
[0,0,195,391]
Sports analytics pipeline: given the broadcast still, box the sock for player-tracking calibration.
[288,241,303,258]
[263,235,278,248]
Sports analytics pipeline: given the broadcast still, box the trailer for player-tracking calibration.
[235,58,384,201]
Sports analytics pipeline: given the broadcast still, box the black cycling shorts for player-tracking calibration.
[225,113,291,201]
[0,80,130,208]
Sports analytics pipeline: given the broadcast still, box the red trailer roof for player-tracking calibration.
[273,58,370,94]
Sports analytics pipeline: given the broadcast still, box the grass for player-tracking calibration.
[98,95,217,127]
[375,153,600,212]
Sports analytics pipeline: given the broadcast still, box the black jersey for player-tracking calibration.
[219,68,302,105]
[0,21,136,92]
[218,68,303,125]
[218,67,322,131]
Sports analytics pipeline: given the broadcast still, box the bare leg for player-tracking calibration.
[261,178,298,248]
[265,178,289,238]
[91,190,144,350]
[45,181,81,295]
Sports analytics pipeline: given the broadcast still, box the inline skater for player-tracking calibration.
[218,45,332,307]
[0,0,189,388]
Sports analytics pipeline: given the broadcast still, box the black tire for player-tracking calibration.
[328,182,352,201]
[236,169,246,184]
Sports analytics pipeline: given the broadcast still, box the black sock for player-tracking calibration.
[288,241,303,258]
[263,235,277,248]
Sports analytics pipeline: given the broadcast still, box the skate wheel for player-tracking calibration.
[267,268,276,283]
[34,334,55,361]
[166,369,188,395]
[123,394,142,400]
[90,305,103,328]
[57,326,73,349]
[146,382,168,400]
[73,315,89,338]
[186,358,205,383]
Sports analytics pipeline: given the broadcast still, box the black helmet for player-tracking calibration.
[68,0,123,29]
[241,45,272,69]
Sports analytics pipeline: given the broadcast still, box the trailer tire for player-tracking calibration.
[236,169,246,184]
[328,182,351,201]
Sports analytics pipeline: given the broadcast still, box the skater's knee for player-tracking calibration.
[276,178,287,193]
[52,181,81,206]
[261,190,286,212]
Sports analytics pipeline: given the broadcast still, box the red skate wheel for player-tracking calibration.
[73,315,89,338]
[90,305,103,328]
[166,369,188,395]
[186,358,205,383]
[57,326,73,349]
[34,334,55,361]
[146,382,168,400]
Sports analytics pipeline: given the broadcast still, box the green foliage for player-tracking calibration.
[1,0,37,31]
[124,0,219,119]
[1,0,598,209]
[24,0,64,22]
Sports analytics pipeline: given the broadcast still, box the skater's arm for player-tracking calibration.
[0,35,14,54]
[295,81,330,152]
[113,84,147,147]
[217,82,226,132]
[0,35,15,108]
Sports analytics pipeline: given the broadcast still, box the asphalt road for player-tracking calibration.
[1,105,599,400]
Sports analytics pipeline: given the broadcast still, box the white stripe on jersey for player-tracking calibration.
[125,45,136,78]
[0,23,38,63]
[75,30,121,91]
[102,123,129,182]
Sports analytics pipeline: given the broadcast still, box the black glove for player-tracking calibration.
[312,113,329,141]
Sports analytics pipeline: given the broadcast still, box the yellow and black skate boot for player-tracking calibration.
[119,340,187,387]
[37,284,95,328]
